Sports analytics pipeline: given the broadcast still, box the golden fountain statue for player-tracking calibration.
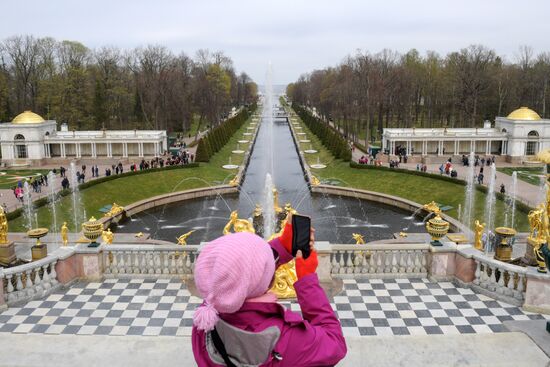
[223,210,255,235]
[310,176,320,186]
[474,220,485,251]
[352,233,365,244]
[268,210,298,299]
[0,206,16,265]
[61,222,69,246]
[423,202,449,246]
[273,188,282,214]
[176,230,195,246]
[104,203,124,217]
[102,228,114,245]
[423,201,441,214]
[229,176,239,187]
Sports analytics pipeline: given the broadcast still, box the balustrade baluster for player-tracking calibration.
[515,274,525,300]
[376,251,384,273]
[49,261,58,287]
[33,269,43,298]
[345,251,353,274]
[24,270,34,297]
[6,275,15,303]
[473,261,481,285]
[505,271,515,297]
[391,251,398,273]
[338,251,345,274]
[361,252,368,273]
[496,268,505,294]
[488,265,497,292]
[384,250,392,273]
[185,252,192,273]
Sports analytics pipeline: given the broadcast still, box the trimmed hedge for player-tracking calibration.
[7,163,200,221]
[349,162,532,214]
[195,104,257,162]
[292,105,352,162]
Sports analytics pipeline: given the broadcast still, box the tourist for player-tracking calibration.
[60,166,66,177]
[478,172,484,185]
[416,163,420,171]
[439,163,444,175]
[61,177,70,190]
[95,166,99,177]
[500,184,505,194]
[191,226,347,366]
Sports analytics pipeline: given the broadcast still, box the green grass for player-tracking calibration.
[289,108,529,232]
[0,169,50,189]
[497,167,545,186]
[8,114,258,232]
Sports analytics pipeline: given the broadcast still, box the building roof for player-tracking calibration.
[12,111,46,124]
[506,107,541,121]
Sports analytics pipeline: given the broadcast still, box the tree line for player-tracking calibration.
[286,45,550,145]
[0,35,258,132]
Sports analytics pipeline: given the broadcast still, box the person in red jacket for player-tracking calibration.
[192,220,347,366]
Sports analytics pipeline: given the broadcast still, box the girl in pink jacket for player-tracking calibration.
[192,224,347,366]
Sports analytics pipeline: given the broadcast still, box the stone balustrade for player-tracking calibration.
[1,256,60,306]
[330,244,430,278]
[471,253,527,306]
[102,244,199,277]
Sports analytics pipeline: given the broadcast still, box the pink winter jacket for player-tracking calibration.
[192,238,347,366]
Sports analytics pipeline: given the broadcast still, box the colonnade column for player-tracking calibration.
[61,143,66,158]
[92,143,96,158]
[139,142,144,157]
[485,140,490,155]
[107,142,112,158]
[470,140,474,154]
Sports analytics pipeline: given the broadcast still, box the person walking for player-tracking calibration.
[500,184,505,194]
[191,224,347,366]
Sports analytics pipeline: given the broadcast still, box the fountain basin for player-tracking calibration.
[243,133,252,136]
[232,150,245,154]
[238,140,250,144]
[222,164,240,170]
[297,133,306,136]
[304,150,318,154]
[310,164,327,169]
[300,140,311,143]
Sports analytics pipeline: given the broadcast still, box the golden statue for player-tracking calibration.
[176,230,195,246]
[528,204,546,243]
[253,204,262,217]
[284,203,297,216]
[104,203,124,217]
[223,210,255,235]
[61,222,69,246]
[423,201,441,214]
[310,176,320,186]
[399,232,408,238]
[474,220,485,251]
[352,233,365,244]
[273,188,282,214]
[229,176,239,187]
[135,232,144,238]
[0,206,8,244]
[269,213,297,299]
[102,228,114,245]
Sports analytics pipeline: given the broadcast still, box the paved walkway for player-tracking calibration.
[1,278,546,338]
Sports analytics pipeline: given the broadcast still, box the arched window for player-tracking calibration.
[526,130,539,155]
[14,134,27,158]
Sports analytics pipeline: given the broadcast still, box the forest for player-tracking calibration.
[286,45,550,144]
[0,35,258,133]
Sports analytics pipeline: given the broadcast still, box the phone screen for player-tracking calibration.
[292,214,311,259]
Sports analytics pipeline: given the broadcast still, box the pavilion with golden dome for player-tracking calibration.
[381,107,549,163]
[0,111,167,166]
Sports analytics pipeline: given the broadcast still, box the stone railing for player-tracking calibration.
[472,253,527,306]
[330,244,430,278]
[1,255,61,306]
[102,244,200,277]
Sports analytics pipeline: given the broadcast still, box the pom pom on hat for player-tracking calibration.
[193,302,219,332]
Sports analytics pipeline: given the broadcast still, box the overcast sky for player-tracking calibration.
[1,0,549,85]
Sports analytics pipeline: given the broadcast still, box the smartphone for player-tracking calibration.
[292,214,311,259]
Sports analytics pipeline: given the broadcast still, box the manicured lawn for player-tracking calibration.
[288,106,530,232]
[0,169,50,189]
[497,166,546,186]
[8,113,258,232]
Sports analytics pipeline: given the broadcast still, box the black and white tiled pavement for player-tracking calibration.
[0,278,547,337]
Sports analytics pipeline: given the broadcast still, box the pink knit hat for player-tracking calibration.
[193,232,275,331]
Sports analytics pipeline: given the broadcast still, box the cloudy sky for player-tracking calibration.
[1,0,549,85]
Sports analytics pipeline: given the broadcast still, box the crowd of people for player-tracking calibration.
[358,155,382,166]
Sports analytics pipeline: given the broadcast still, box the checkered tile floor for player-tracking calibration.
[0,278,547,337]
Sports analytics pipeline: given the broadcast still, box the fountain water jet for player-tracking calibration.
[47,171,58,238]
[484,163,497,252]
[461,152,476,233]
[22,181,34,230]
[69,162,87,233]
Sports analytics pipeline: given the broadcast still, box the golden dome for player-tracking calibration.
[506,107,541,121]
[12,111,45,124]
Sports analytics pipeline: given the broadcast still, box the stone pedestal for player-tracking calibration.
[31,245,48,261]
[0,242,16,265]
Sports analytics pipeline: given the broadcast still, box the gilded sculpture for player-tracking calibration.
[229,176,239,187]
[101,228,114,245]
[273,188,282,214]
[0,206,8,244]
[268,208,298,299]
[474,220,485,251]
[352,233,365,245]
[223,211,255,235]
[423,201,441,214]
[61,222,69,246]
[310,176,320,186]
[528,204,546,243]
[104,203,124,217]
[176,230,195,246]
